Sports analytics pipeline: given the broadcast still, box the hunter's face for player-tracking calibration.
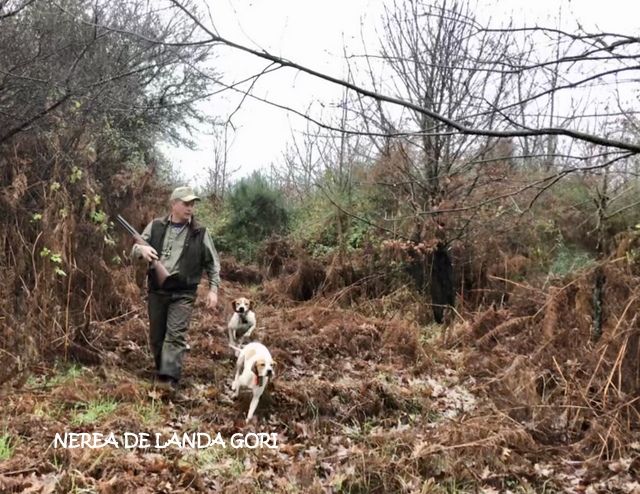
[171,199,196,223]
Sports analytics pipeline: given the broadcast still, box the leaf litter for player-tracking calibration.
[2,261,640,492]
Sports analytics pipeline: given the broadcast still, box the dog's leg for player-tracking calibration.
[231,355,244,398]
[228,325,236,347]
[243,323,256,340]
[246,386,265,421]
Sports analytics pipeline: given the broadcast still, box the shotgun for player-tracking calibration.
[116,214,171,288]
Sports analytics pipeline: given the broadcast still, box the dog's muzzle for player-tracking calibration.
[255,370,272,387]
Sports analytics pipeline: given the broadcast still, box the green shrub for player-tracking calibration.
[215,173,291,261]
[549,243,595,277]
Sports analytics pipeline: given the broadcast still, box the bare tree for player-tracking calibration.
[0,0,214,149]
[159,0,640,154]
[202,123,236,203]
[278,115,331,199]
[348,1,533,209]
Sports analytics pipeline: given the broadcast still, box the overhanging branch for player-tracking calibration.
[167,0,640,154]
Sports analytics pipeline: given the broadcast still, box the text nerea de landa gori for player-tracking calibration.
[51,431,278,449]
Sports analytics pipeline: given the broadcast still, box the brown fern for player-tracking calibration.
[477,316,532,348]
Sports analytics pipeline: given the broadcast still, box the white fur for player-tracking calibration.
[230,342,274,421]
[228,297,256,352]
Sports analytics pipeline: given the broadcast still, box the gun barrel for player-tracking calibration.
[116,214,141,238]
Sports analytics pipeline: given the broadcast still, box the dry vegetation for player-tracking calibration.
[2,132,640,493]
[2,1,640,492]
[1,238,640,492]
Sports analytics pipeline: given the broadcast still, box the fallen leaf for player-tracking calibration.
[608,458,632,473]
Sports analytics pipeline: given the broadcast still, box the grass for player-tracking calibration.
[420,323,446,345]
[25,362,86,388]
[71,399,118,426]
[0,431,14,461]
[26,374,44,387]
[342,418,378,440]
[33,401,63,420]
[46,363,86,387]
[134,400,162,426]
[306,398,320,422]
[183,446,245,480]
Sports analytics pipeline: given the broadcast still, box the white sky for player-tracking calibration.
[163,0,640,185]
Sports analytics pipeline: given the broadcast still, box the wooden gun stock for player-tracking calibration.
[116,214,171,288]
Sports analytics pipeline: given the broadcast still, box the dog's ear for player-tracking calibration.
[231,299,237,310]
[251,361,258,375]
[249,299,256,311]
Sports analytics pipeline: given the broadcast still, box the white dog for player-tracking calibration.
[230,342,274,421]
[228,297,256,352]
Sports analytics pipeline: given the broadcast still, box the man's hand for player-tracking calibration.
[206,291,218,310]
[138,245,158,262]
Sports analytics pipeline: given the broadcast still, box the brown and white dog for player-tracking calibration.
[227,297,256,351]
[230,342,274,421]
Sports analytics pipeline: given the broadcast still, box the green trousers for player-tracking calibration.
[147,291,195,381]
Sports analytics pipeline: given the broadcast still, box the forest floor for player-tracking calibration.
[1,274,639,493]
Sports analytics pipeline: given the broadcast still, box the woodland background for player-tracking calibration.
[1,0,640,492]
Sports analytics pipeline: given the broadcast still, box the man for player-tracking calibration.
[132,186,220,390]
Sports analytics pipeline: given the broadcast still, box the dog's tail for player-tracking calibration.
[228,343,243,354]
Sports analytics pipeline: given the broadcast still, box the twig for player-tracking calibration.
[487,275,545,294]
[0,466,39,476]
[99,308,142,324]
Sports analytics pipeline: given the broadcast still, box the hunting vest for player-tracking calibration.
[147,217,207,293]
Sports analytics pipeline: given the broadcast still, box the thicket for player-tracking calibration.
[203,147,640,326]
[0,0,214,383]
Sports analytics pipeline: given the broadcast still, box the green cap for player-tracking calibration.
[170,186,200,202]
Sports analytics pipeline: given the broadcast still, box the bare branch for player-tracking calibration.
[0,0,36,20]
[91,0,640,154]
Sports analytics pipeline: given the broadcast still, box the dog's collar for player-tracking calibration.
[237,312,249,324]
